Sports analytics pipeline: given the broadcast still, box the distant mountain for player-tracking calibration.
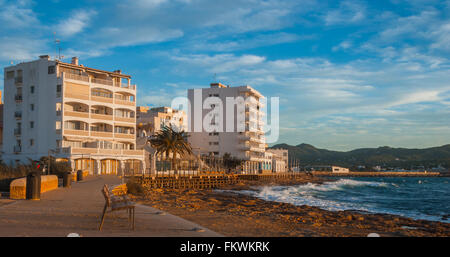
[270,143,450,169]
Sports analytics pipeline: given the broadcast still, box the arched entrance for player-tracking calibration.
[100,159,120,175]
[74,158,95,174]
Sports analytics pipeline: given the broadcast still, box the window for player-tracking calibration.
[30,121,34,128]
[56,84,61,92]
[30,104,34,111]
[48,65,55,74]
[56,140,61,147]
[6,71,14,79]
[30,139,34,146]
[30,86,34,94]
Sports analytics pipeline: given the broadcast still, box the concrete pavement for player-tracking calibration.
[0,175,221,237]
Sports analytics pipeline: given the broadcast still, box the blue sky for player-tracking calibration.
[1,0,449,150]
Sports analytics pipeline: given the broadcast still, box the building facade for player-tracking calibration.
[187,83,266,174]
[267,148,289,172]
[136,106,188,173]
[136,106,187,138]
[2,55,145,174]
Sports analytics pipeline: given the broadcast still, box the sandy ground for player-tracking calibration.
[137,175,450,237]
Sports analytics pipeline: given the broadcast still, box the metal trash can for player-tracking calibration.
[77,170,83,181]
[63,172,72,188]
[26,171,41,200]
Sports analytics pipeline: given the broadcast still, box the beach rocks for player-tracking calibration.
[136,180,450,237]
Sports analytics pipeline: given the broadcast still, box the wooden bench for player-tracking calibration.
[99,184,136,231]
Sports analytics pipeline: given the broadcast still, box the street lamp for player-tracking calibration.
[48,149,56,175]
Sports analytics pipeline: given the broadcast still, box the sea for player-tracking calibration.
[234,177,450,222]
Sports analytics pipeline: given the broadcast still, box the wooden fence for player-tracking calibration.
[133,174,240,189]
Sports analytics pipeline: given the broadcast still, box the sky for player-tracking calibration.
[0,0,449,151]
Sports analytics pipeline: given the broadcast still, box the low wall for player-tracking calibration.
[10,175,59,200]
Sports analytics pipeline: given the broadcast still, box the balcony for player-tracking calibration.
[64,92,90,100]
[91,131,113,138]
[91,113,113,121]
[14,128,21,136]
[114,116,135,123]
[14,145,21,153]
[60,147,144,157]
[114,99,135,106]
[64,110,89,119]
[64,129,89,136]
[14,94,23,102]
[114,133,135,139]
[14,77,23,85]
[91,77,113,86]
[91,95,113,104]
[64,73,89,83]
[14,112,22,120]
[118,83,136,90]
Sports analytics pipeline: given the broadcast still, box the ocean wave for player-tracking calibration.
[294,179,388,192]
[227,178,450,222]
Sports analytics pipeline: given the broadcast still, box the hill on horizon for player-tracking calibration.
[270,143,450,169]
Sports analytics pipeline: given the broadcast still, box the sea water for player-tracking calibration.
[234,177,450,222]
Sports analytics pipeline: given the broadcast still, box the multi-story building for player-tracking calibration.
[2,55,145,174]
[267,148,288,172]
[136,106,188,173]
[0,90,3,152]
[187,83,266,173]
[136,106,187,138]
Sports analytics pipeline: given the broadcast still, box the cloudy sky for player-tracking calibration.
[1,0,449,150]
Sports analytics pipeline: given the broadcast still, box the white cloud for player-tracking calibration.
[55,9,96,37]
[324,1,366,25]
[0,0,38,28]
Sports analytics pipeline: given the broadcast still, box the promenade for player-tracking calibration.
[0,175,221,237]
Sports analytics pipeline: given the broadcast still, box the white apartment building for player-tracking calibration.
[136,106,187,138]
[187,83,266,174]
[2,55,145,174]
[267,148,289,172]
[136,106,188,173]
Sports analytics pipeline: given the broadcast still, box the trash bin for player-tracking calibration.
[26,171,41,200]
[77,170,83,181]
[63,172,72,188]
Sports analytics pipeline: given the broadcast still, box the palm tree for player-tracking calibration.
[147,124,193,173]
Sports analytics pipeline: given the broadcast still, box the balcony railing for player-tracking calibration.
[114,99,135,106]
[92,77,113,86]
[114,132,135,139]
[91,113,113,120]
[91,95,114,103]
[64,129,89,136]
[14,112,22,119]
[59,147,144,156]
[64,92,90,100]
[91,131,113,138]
[14,145,21,153]
[64,73,89,82]
[14,95,23,101]
[114,116,135,123]
[64,73,136,89]
[64,110,89,118]
[14,77,23,84]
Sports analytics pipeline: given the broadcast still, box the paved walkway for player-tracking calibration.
[0,175,221,237]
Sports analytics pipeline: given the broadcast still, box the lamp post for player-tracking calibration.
[47,149,56,175]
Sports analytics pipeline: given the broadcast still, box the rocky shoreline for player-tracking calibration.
[135,175,450,237]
